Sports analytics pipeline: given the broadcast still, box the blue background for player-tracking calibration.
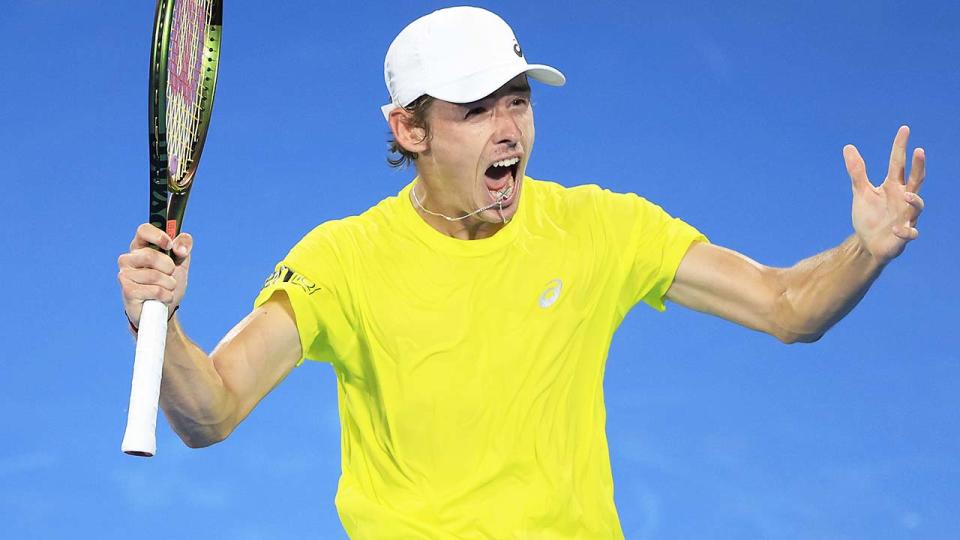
[1,1,957,538]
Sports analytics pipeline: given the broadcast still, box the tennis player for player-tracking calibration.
[117,7,925,538]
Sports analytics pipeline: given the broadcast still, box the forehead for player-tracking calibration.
[436,73,531,110]
[421,74,532,123]
[466,73,531,103]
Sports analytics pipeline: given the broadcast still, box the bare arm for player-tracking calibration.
[665,126,926,343]
[119,224,302,447]
[158,296,301,447]
[666,238,882,343]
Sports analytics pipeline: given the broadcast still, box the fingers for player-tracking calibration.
[117,266,178,324]
[120,226,194,327]
[118,248,176,275]
[904,191,925,226]
[130,223,173,251]
[119,267,177,291]
[906,147,926,194]
[885,125,910,186]
[119,283,176,307]
[117,250,179,305]
[892,223,920,241]
[843,144,871,193]
[118,270,178,302]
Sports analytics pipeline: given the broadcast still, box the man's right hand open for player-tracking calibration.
[117,223,193,328]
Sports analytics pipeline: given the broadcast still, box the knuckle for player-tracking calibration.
[136,223,153,240]
[130,247,150,262]
[150,285,167,301]
[120,280,137,297]
[136,249,155,267]
[161,255,176,274]
[145,250,174,272]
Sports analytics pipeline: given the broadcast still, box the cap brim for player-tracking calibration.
[526,64,566,87]
[430,63,566,105]
[380,62,565,121]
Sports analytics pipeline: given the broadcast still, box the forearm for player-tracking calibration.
[774,234,884,342]
[158,317,238,447]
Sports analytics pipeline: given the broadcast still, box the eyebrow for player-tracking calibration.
[504,82,531,95]
[463,83,531,107]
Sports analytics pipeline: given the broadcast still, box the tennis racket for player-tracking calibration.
[122,0,222,457]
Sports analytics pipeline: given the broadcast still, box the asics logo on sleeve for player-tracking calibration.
[539,279,563,308]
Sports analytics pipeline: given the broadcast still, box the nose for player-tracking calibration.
[492,104,522,146]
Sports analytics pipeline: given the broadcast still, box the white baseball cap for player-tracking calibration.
[381,6,565,120]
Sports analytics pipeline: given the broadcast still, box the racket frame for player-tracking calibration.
[123,0,222,457]
[148,0,223,240]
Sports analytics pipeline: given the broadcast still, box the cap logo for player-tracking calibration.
[513,40,523,58]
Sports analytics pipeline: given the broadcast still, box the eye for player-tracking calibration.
[511,97,529,107]
[464,106,486,119]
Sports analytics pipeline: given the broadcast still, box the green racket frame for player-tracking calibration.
[148,0,222,240]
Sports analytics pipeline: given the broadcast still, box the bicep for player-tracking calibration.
[665,242,787,339]
[210,292,302,425]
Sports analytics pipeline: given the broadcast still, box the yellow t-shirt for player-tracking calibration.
[255,177,706,539]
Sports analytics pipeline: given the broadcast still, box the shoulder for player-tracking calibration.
[284,189,406,270]
[526,177,660,224]
[298,190,405,245]
[526,177,599,216]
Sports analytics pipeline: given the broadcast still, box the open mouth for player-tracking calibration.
[484,157,520,206]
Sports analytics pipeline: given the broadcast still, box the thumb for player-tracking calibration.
[172,232,193,263]
[843,144,871,194]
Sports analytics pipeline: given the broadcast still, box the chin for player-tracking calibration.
[483,206,517,223]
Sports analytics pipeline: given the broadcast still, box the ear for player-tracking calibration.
[388,108,430,155]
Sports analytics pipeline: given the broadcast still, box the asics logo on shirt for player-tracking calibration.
[539,279,563,308]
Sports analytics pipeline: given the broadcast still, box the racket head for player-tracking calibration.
[148,0,222,237]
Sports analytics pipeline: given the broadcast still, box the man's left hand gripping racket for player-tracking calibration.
[122,0,222,457]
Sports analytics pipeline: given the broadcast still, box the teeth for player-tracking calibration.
[491,157,520,168]
[493,176,515,201]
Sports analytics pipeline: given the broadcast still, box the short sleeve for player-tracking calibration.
[253,224,353,366]
[595,189,708,313]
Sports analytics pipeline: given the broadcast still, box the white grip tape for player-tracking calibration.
[121,299,169,457]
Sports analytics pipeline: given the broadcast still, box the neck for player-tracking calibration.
[409,180,508,240]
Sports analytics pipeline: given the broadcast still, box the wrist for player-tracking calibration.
[126,304,180,335]
[850,234,887,271]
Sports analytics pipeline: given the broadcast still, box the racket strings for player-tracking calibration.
[165,0,215,189]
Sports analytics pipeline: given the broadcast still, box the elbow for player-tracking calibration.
[163,395,240,449]
[774,329,824,345]
[169,414,236,449]
[770,306,827,344]
[769,297,826,344]
[183,438,221,449]
[769,280,827,345]
[179,426,231,449]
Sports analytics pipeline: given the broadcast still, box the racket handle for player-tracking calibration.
[121,299,169,457]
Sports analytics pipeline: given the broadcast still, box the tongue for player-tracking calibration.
[484,166,511,190]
